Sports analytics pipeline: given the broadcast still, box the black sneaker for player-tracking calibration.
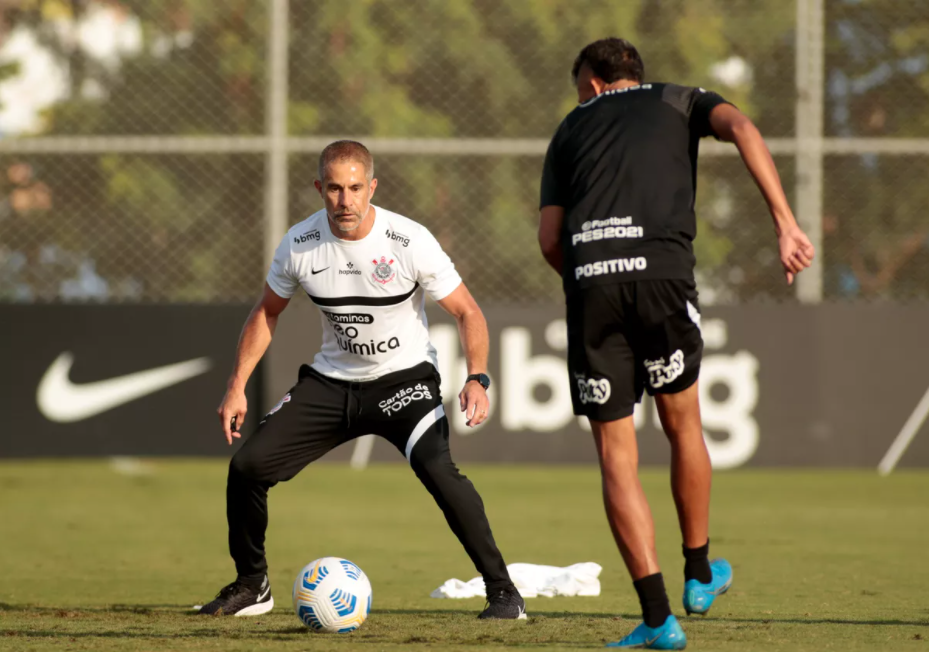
[478,585,527,620]
[198,576,274,616]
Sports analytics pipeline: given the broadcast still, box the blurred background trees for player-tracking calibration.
[1,0,926,303]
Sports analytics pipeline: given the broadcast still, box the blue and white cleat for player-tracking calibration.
[606,615,687,649]
[682,558,732,615]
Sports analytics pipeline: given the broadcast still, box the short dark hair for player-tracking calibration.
[571,38,644,84]
[317,140,374,182]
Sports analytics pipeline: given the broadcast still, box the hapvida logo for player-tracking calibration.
[339,262,362,276]
[379,384,433,416]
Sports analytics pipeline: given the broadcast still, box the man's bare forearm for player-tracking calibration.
[227,306,278,391]
[456,308,490,375]
[728,121,798,234]
[542,248,564,275]
[538,206,566,276]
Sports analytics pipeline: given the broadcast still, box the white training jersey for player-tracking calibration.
[266,205,462,381]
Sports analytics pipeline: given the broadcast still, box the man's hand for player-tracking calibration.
[216,284,290,445]
[459,380,489,427]
[778,226,816,285]
[217,387,248,445]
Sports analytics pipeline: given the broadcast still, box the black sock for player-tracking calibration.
[633,573,672,628]
[683,540,712,584]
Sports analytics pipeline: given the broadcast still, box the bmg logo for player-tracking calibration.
[294,229,321,244]
[385,229,410,247]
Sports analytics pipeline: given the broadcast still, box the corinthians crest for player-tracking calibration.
[371,256,396,284]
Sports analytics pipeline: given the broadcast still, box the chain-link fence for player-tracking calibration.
[1,0,927,304]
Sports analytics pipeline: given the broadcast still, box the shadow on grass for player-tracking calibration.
[3,603,926,639]
[711,616,929,627]
[0,602,192,615]
[382,608,929,627]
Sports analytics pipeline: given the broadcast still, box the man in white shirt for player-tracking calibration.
[198,140,525,621]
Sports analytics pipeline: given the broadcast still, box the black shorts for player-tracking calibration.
[247,361,446,481]
[566,279,703,421]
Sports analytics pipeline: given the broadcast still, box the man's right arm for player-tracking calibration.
[217,283,290,444]
[708,103,815,285]
[538,205,565,274]
[539,127,566,275]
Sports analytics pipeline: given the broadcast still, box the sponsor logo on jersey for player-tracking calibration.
[644,350,685,388]
[573,216,644,246]
[573,226,644,246]
[575,257,647,279]
[385,229,410,247]
[322,311,374,325]
[293,229,320,244]
[575,374,611,405]
[379,383,433,416]
[339,261,362,276]
[332,322,400,356]
[371,256,396,285]
[581,216,633,231]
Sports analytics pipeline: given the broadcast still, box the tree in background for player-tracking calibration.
[823,0,929,300]
[2,0,924,302]
[1,0,267,302]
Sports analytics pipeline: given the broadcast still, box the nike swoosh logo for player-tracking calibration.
[257,586,271,602]
[36,352,211,423]
[311,267,329,275]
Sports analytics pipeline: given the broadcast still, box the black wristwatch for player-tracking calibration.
[466,373,491,390]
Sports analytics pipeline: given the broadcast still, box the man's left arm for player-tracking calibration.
[706,101,815,285]
[436,283,490,427]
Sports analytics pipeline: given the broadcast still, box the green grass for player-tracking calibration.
[1,461,928,651]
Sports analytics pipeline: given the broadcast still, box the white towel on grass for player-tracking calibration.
[430,562,602,598]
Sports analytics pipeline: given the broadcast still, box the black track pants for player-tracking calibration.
[225,362,511,592]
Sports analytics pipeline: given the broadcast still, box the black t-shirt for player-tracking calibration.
[540,83,730,295]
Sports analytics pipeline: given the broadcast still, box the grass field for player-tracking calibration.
[1,461,928,651]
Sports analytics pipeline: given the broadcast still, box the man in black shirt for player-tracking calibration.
[538,38,814,649]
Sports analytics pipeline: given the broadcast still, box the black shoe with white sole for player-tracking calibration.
[478,585,527,620]
[199,575,274,616]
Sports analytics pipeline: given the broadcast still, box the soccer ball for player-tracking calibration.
[292,557,372,633]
